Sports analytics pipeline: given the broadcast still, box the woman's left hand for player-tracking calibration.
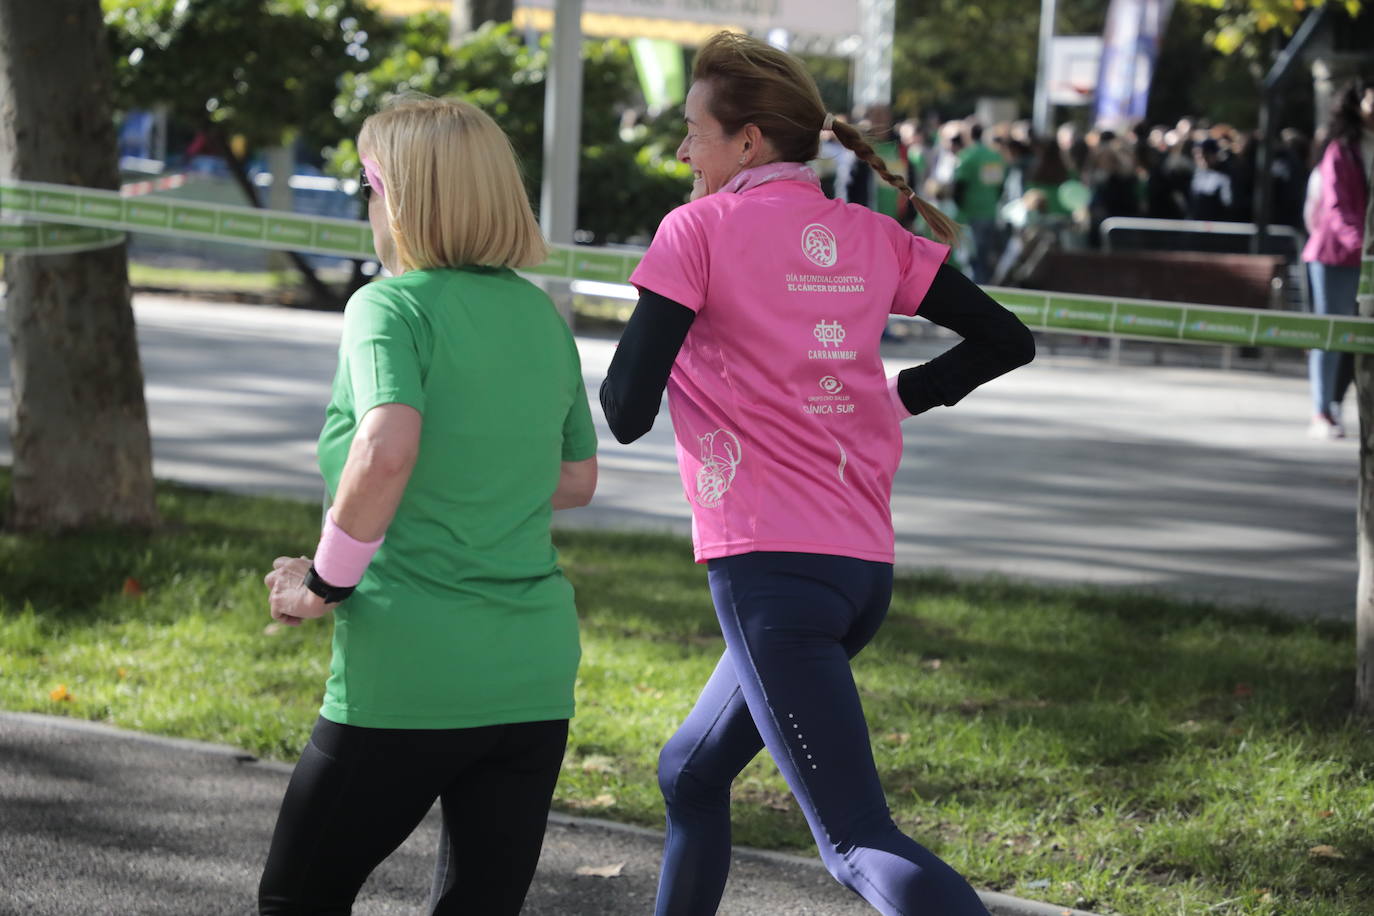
[264,556,332,627]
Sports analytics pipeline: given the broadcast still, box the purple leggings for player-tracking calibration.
[654,551,989,916]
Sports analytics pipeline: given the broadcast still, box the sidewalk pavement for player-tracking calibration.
[1,712,1099,916]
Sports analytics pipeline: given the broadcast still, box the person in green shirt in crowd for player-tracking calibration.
[258,96,598,916]
[953,122,1007,283]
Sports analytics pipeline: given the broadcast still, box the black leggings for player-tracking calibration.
[259,716,569,915]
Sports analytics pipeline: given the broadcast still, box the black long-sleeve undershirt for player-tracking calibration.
[599,288,696,444]
[893,265,1037,414]
[599,264,1035,445]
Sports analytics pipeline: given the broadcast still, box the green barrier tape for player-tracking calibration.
[0,221,124,255]
[1,179,376,259]
[4,178,1374,355]
[985,287,1374,355]
[0,177,650,286]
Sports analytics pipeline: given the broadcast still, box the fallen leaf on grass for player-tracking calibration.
[1233,683,1254,698]
[122,577,145,597]
[564,793,616,810]
[49,684,72,702]
[1309,845,1345,859]
[580,755,617,774]
[575,861,625,878]
[735,781,797,812]
[1317,810,1334,818]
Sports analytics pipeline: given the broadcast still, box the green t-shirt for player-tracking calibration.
[954,143,1007,222]
[316,267,598,729]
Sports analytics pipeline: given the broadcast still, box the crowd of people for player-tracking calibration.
[830,82,1372,441]
[828,110,1323,285]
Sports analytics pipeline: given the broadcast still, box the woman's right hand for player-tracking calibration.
[264,556,332,627]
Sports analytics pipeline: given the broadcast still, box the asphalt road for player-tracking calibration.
[2,293,1354,619]
[0,712,1096,916]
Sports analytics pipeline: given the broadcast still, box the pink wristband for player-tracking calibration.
[313,511,384,588]
[888,375,913,420]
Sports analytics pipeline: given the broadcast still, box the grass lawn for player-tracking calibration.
[127,262,294,295]
[1,475,1371,915]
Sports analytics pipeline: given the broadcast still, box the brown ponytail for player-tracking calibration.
[829,119,961,248]
[691,30,960,248]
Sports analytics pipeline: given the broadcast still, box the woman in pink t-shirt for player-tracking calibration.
[601,32,1034,916]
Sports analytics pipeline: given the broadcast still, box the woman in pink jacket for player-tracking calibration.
[1304,78,1373,439]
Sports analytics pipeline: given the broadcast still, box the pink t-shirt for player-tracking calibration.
[630,178,949,563]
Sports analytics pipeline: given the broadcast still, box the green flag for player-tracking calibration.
[630,38,685,113]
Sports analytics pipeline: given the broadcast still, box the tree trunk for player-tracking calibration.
[0,0,157,531]
[1358,238,1374,716]
[1360,352,1374,715]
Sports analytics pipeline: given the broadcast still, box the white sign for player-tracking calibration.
[1047,36,1102,107]
[517,0,859,41]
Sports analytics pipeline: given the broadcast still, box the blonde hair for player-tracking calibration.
[692,31,959,247]
[358,97,547,272]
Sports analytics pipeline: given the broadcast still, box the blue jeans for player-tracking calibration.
[1307,262,1360,417]
[654,552,989,916]
[968,219,1003,285]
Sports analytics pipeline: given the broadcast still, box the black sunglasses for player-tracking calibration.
[358,167,374,202]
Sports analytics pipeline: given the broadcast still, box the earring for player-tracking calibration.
[738,156,747,164]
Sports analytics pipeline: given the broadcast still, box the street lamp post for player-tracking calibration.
[853,0,894,113]
[1033,0,1057,136]
[541,0,583,246]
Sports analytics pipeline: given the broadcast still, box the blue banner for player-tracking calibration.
[1093,0,1175,126]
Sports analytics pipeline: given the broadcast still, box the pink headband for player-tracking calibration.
[361,155,386,199]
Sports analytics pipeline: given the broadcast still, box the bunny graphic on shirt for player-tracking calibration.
[695,428,742,508]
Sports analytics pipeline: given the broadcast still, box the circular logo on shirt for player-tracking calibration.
[819,375,844,394]
[801,223,838,267]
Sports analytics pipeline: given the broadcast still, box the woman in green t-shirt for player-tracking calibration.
[258,97,599,915]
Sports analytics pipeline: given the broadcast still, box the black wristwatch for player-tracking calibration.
[302,565,356,604]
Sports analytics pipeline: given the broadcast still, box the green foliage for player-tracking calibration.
[886,0,1360,128]
[891,0,1105,117]
[330,18,689,244]
[105,5,691,241]
[1148,1,1271,126]
[104,0,389,149]
[1184,0,1364,57]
